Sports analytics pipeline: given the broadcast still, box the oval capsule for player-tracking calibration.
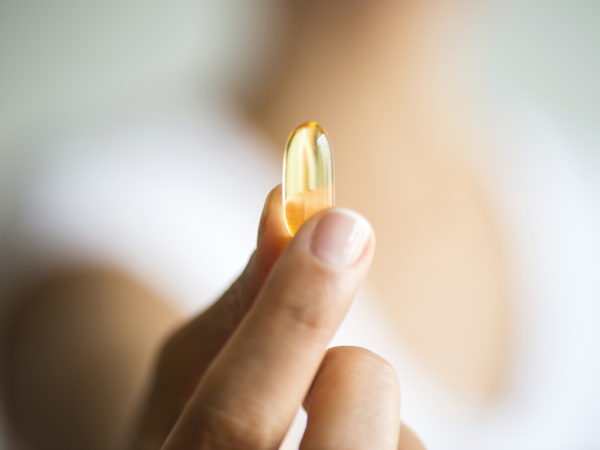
[283,122,334,236]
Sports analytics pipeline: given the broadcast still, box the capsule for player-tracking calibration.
[283,122,334,236]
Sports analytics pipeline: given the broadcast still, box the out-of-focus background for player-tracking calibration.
[1,0,599,449]
[0,0,285,219]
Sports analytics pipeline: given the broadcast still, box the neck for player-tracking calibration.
[245,1,509,403]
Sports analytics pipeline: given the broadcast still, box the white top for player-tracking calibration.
[5,104,600,449]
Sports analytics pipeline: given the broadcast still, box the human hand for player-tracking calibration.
[131,185,425,449]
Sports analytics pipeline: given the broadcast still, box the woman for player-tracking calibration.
[2,0,598,448]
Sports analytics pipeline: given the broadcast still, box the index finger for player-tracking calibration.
[164,208,375,449]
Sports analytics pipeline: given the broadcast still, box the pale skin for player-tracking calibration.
[3,186,425,449]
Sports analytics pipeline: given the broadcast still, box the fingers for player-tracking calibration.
[132,185,290,449]
[163,208,375,450]
[300,346,401,450]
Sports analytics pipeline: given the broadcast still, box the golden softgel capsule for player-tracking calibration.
[283,122,334,236]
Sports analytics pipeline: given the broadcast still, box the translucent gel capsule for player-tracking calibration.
[283,122,334,236]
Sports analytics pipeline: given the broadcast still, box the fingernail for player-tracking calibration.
[311,209,372,268]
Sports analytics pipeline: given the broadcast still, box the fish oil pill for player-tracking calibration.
[283,122,334,236]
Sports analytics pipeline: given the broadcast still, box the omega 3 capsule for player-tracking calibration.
[283,122,334,236]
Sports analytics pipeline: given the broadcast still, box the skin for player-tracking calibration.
[2,186,426,449]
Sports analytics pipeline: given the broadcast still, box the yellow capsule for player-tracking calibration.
[283,122,334,236]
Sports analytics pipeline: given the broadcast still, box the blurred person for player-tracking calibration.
[1,0,599,449]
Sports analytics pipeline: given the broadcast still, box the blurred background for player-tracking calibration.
[0,0,599,449]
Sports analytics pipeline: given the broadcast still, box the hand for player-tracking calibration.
[131,185,425,449]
